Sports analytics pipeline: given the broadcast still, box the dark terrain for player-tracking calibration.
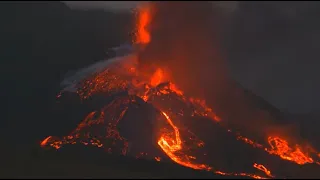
[0,143,243,179]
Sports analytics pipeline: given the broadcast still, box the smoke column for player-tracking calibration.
[137,1,298,139]
[138,1,228,100]
[137,1,242,126]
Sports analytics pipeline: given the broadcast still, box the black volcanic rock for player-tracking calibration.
[51,92,169,161]
[3,145,248,179]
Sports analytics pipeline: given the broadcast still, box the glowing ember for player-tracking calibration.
[40,136,52,147]
[236,135,264,149]
[155,156,161,161]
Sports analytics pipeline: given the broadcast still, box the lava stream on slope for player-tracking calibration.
[41,65,320,179]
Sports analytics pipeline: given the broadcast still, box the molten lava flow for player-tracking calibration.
[253,163,273,178]
[237,134,318,165]
[214,171,267,179]
[156,111,271,179]
[157,111,212,170]
[236,135,264,149]
[266,136,314,165]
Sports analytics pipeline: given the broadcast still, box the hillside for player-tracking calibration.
[0,144,240,179]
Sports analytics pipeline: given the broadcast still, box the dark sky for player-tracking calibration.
[62,1,320,115]
[62,1,239,12]
[62,1,142,11]
[225,2,320,115]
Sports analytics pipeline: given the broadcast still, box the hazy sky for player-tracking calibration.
[62,1,239,12]
[62,1,143,11]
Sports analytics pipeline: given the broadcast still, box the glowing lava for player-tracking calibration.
[237,135,318,165]
[157,111,270,179]
[41,66,320,178]
[134,3,152,45]
[158,111,212,170]
[266,136,314,165]
[41,3,320,179]
[253,163,273,178]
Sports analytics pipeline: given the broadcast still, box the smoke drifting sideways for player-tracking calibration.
[136,1,300,142]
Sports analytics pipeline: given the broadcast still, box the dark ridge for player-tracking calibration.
[232,81,285,121]
[0,143,249,179]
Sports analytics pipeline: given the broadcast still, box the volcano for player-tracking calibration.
[41,2,320,179]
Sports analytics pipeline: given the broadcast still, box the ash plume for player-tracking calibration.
[138,1,228,98]
[137,1,299,140]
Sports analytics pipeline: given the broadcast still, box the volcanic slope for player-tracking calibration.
[41,63,320,179]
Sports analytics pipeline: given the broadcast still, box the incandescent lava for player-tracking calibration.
[41,2,320,179]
